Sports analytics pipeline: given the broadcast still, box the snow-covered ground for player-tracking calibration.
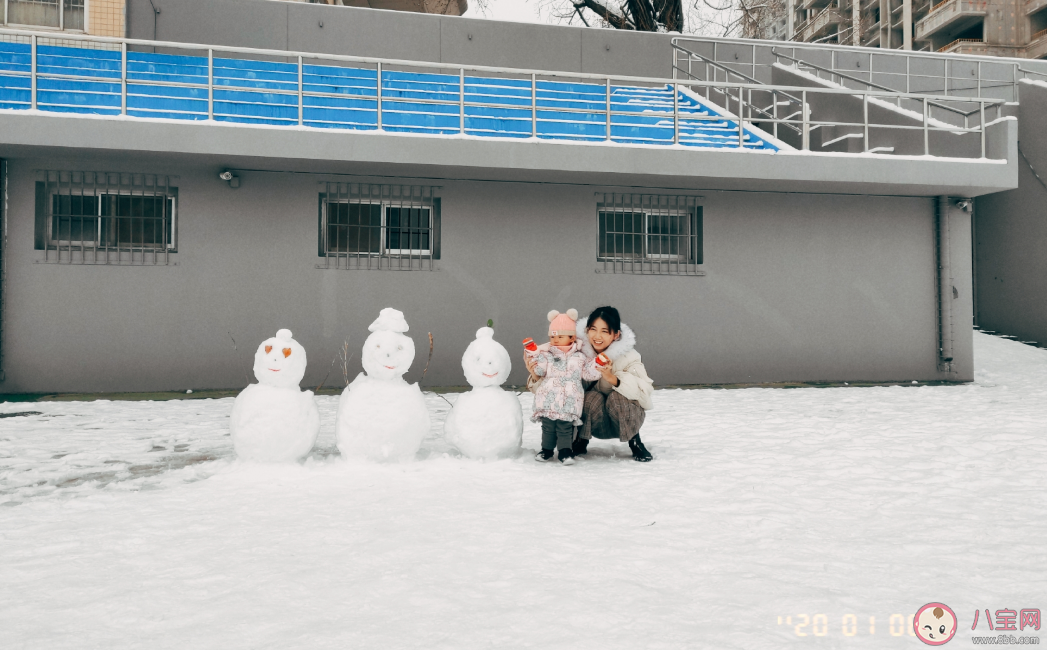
[1,331,1045,649]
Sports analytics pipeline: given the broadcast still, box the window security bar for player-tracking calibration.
[596,194,703,277]
[38,171,176,266]
[318,183,440,271]
[0,26,1009,159]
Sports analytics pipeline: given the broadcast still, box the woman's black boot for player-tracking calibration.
[628,434,652,462]
[572,437,589,456]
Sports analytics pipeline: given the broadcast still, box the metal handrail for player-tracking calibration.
[673,43,805,136]
[671,34,1047,103]
[772,47,985,119]
[1017,66,1047,79]
[938,37,984,53]
[0,26,1007,159]
[670,33,1040,68]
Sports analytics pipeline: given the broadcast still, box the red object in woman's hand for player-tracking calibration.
[523,338,538,352]
[596,353,610,367]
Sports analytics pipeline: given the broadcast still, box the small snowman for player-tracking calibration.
[335,308,431,463]
[444,327,523,461]
[230,329,320,462]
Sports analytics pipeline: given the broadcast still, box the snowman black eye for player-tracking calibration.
[940,626,945,635]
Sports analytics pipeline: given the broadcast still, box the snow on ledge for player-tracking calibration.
[0,106,1008,164]
[1019,77,1047,90]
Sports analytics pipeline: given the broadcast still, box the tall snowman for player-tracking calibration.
[335,308,431,463]
[230,329,320,462]
[444,327,523,461]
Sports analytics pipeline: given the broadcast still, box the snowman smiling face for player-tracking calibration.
[362,330,415,381]
[253,329,307,389]
[462,327,511,389]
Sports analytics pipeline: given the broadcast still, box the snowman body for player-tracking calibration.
[335,308,431,463]
[230,329,320,462]
[444,327,523,460]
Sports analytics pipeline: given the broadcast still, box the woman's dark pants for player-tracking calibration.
[580,389,646,442]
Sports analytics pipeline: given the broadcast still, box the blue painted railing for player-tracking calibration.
[0,33,780,151]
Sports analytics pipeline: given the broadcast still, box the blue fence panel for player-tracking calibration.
[0,42,780,151]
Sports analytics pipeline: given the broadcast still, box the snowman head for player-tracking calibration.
[361,308,415,381]
[462,327,511,389]
[253,329,307,389]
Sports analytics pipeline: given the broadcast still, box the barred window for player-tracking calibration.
[319,183,440,271]
[7,0,85,31]
[35,172,177,266]
[596,194,703,276]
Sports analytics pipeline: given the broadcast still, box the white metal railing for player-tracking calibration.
[769,47,999,131]
[0,27,1010,158]
[671,35,1047,103]
[672,40,1006,156]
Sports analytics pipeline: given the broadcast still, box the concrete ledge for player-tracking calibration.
[0,109,1018,197]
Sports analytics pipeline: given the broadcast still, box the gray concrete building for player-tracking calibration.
[0,0,1041,394]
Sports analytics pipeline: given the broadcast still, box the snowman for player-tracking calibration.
[444,327,523,461]
[230,329,320,462]
[335,308,431,463]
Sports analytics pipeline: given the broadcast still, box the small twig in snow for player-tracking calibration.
[228,331,250,386]
[420,332,434,387]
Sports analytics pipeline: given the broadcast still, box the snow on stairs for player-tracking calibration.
[0,42,779,152]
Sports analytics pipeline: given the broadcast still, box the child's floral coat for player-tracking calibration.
[529,341,602,424]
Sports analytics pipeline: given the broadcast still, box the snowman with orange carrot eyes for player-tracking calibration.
[230,329,321,462]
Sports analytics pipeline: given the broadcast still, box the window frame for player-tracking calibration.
[382,204,435,256]
[321,199,436,258]
[3,0,88,33]
[317,183,441,271]
[595,193,704,276]
[46,192,177,252]
[34,172,179,266]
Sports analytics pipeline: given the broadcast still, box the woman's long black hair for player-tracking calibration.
[585,306,621,334]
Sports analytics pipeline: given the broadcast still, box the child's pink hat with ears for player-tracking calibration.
[548,309,579,337]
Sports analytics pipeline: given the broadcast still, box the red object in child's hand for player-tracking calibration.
[596,353,610,367]
[523,338,538,352]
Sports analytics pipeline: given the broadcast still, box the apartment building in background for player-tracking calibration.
[1,0,124,37]
[784,0,1047,57]
[0,0,466,40]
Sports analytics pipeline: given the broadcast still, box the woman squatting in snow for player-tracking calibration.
[526,309,602,465]
[527,306,654,462]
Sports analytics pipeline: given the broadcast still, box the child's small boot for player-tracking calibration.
[534,448,554,462]
[558,448,576,465]
[628,434,653,462]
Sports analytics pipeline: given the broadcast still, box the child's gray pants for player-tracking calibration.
[540,418,575,451]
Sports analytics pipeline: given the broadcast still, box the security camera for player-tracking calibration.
[956,199,973,213]
[219,171,233,181]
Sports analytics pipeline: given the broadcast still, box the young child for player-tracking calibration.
[527,309,602,465]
